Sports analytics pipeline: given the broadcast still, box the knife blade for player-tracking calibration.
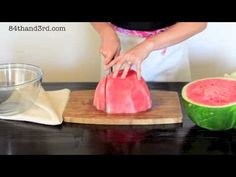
[108,57,114,74]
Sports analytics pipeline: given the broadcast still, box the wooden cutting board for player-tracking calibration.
[63,90,183,125]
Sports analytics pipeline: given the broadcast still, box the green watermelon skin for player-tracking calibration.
[182,99,236,131]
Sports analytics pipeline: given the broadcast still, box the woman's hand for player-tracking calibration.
[100,31,120,65]
[91,22,121,66]
[105,40,153,80]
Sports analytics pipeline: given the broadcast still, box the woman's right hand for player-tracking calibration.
[91,22,121,68]
[100,29,121,66]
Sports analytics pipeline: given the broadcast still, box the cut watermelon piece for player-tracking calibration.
[93,69,152,114]
[182,77,236,130]
[93,76,107,111]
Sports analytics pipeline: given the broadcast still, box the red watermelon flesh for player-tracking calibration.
[186,78,236,106]
[93,69,152,114]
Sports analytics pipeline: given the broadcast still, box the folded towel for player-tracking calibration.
[0,86,71,125]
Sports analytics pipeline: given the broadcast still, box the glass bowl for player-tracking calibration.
[0,63,43,116]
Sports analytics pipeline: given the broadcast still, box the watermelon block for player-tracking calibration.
[93,69,152,114]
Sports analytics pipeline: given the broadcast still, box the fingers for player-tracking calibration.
[101,48,121,65]
[136,62,142,80]
[120,61,142,80]
[102,52,114,65]
[104,56,120,71]
[112,60,124,78]
[121,63,131,79]
[102,51,143,80]
[111,55,133,79]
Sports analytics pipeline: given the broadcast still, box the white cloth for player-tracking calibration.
[101,31,192,82]
[0,86,71,125]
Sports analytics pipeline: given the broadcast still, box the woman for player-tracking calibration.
[91,22,207,81]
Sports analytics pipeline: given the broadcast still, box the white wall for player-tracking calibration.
[0,22,236,82]
[0,22,101,82]
[187,22,236,80]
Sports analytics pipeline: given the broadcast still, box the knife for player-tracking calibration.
[108,57,114,74]
[104,57,114,112]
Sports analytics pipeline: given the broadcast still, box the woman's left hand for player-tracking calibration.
[104,41,153,80]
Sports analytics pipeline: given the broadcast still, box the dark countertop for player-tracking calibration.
[1,82,236,155]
